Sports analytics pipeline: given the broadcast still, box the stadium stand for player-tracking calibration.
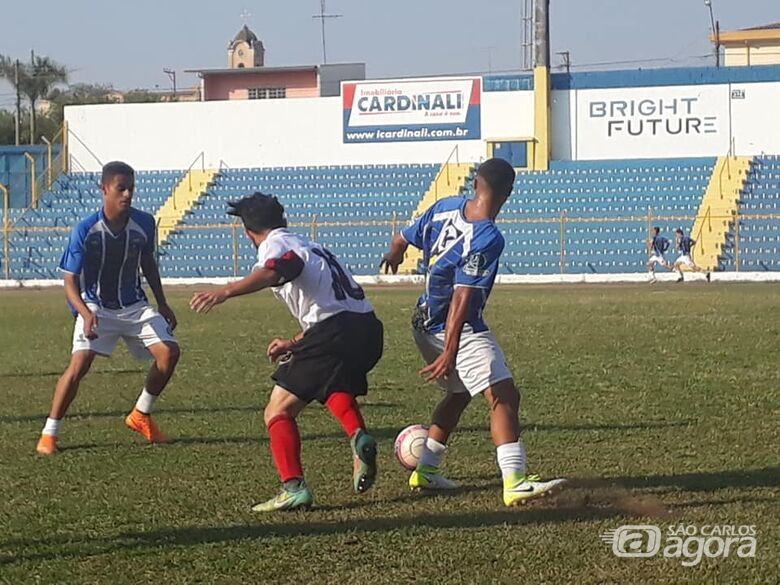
[723,155,780,271]
[160,164,438,277]
[461,158,716,274]
[5,171,182,279]
[5,155,780,279]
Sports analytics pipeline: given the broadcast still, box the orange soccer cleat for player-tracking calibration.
[125,409,171,444]
[36,434,59,456]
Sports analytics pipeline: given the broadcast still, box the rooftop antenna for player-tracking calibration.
[312,0,343,64]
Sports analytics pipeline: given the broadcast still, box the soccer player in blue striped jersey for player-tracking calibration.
[673,228,710,283]
[36,161,180,456]
[381,158,566,506]
[647,226,672,283]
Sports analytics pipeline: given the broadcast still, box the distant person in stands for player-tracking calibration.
[673,228,710,283]
[647,226,672,283]
[36,161,180,456]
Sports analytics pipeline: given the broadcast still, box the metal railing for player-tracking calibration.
[4,210,776,280]
[432,144,462,202]
[185,151,206,195]
[1,184,9,280]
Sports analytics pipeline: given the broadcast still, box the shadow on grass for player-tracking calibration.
[3,467,776,567]
[0,503,620,566]
[611,466,780,492]
[41,419,695,453]
[0,368,143,379]
[1,402,401,425]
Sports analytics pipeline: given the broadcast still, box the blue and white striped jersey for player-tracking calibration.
[402,197,504,333]
[59,208,155,309]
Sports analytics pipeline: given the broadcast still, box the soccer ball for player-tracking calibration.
[394,424,429,471]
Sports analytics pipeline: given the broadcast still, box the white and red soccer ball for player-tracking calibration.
[394,424,429,471]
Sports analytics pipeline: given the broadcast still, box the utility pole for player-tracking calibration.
[29,49,36,144]
[483,46,495,74]
[312,0,342,65]
[163,68,177,98]
[557,51,571,74]
[520,0,533,70]
[14,60,21,146]
[704,0,720,68]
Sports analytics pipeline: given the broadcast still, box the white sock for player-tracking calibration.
[42,417,61,437]
[134,389,158,414]
[496,440,527,482]
[418,437,447,468]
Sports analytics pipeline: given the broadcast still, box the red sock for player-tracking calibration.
[266,414,303,482]
[326,392,366,438]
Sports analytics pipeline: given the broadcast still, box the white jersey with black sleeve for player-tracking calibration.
[253,228,374,331]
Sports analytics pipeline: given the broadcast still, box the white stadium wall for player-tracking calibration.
[65,68,780,171]
[65,89,534,172]
[730,82,780,155]
[553,80,780,160]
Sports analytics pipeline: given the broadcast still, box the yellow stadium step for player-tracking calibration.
[156,169,219,246]
[396,162,474,275]
[690,156,752,271]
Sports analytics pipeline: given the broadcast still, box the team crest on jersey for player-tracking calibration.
[430,221,464,257]
[462,252,488,277]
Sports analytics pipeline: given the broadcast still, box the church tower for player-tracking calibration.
[227,25,265,68]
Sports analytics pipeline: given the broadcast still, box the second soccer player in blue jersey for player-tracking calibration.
[381,158,566,506]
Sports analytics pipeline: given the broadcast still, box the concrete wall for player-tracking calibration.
[725,43,780,67]
[65,67,780,171]
[203,69,319,101]
[65,90,534,171]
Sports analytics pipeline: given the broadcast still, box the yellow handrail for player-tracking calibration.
[559,210,566,274]
[4,210,776,277]
[41,137,53,190]
[24,153,37,209]
[1,184,9,280]
[185,151,206,194]
[694,204,712,247]
[432,144,460,202]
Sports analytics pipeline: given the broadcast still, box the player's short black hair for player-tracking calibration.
[477,158,516,199]
[227,192,287,233]
[101,161,135,186]
[676,228,684,235]
[653,226,660,234]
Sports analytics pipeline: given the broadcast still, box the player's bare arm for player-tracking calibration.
[380,233,409,274]
[63,271,98,339]
[421,285,474,382]
[140,252,177,330]
[190,266,282,314]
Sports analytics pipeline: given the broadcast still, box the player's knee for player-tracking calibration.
[155,342,180,372]
[66,353,94,382]
[264,404,293,427]
[485,380,520,412]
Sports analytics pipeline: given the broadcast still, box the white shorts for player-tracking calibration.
[648,254,667,266]
[412,327,513,397]
[72,302,178,360]
[675,255,695,268]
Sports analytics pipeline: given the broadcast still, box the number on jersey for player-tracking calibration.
[311,248,365,301]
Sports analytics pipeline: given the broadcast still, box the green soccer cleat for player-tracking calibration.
[503,473,567,507]
[409,464,460,491]
[251,482,314,513]
[350,429,378,494]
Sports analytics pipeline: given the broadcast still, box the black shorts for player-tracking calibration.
[272,311,384,404]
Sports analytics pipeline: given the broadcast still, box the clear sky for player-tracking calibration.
[0,0,778,105]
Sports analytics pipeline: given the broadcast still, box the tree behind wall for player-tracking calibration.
[0,53,68,145]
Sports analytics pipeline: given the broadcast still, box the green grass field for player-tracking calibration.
[0,284,778,585]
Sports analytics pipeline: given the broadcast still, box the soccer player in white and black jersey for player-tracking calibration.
[190,193,384,512]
